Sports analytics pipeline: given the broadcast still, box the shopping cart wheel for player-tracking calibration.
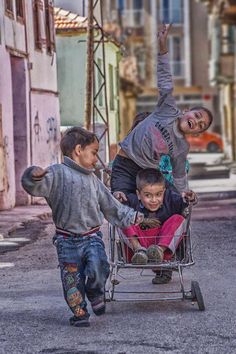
[191,281,205,311]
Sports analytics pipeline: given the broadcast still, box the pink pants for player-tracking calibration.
[122,214,186,261]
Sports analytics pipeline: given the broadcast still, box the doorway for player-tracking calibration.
[10,55,28,205]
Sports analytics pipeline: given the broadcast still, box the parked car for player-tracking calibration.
[186,131,223,153]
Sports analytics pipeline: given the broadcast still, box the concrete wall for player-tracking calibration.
[56,34,87,127]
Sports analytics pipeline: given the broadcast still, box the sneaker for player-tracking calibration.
[147,245,164,263]
[91,296,106,316]
[69,313,90,327]
[131,249,148,265]
[152,270,172,284]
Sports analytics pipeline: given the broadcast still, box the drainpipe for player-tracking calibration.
[23,7,33,166]
[23,5,33,204]
[184,0,191,86]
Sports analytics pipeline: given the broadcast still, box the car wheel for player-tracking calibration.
[207,142,221,153]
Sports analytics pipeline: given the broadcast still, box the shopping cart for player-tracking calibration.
[106,206,205,311]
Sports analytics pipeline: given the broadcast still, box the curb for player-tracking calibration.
[0,211,52,239]
[198,190,236,201]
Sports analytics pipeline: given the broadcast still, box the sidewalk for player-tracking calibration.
[0,205,51,255]
[0,204,51,238]
[188,153,236,200]
[189,172,236,200]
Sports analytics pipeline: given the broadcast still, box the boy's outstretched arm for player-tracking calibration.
[157,23,174,98]
[97,178,144,228]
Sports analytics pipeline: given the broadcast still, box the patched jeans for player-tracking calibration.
[53,231,110,317]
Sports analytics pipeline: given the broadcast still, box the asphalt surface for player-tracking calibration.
[0,199,236,354]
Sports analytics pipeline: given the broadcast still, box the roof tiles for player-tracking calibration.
[54,7,88,30]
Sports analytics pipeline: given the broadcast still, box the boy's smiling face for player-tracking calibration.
[179,109,210,134]
[137,183,165,211]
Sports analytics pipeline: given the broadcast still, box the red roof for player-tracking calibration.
[54,7,88,30]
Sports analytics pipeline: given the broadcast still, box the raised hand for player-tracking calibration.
[182,190,198,205]
[158,23,172,55]
[32,166,48,180]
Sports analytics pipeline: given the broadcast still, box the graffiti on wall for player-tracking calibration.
[34,111,41,141]
[46,117,57,144]
[33,111,59,164]
[46,116,59,164]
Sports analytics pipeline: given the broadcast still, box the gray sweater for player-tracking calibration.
[21,156,139,234]
[120,53,189,193]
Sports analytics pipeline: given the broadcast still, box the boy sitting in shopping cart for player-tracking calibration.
[114,168,197,266]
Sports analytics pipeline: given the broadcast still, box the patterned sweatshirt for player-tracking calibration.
[120,53,189,193]
[21,156,140,234]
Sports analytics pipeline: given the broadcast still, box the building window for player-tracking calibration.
[16,0,24,20]
[33,0,43,50]
[45,0,55,54]
[109,64,115,111]
[221,25,234,55]
[168,36,184,77]
[160,0,183,24]
[16,0,24,18]
[5,0,14,17]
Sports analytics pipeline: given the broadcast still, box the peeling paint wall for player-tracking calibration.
[31,93,60,167]
[0,104,9,209]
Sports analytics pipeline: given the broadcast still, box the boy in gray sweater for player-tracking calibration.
[111,23,213,196]
[21,127,143,327]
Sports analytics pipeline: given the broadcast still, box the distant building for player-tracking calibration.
[54,7,121,161]
[199,0,236,161]
[102,0,220,135]
[0,0,60,210]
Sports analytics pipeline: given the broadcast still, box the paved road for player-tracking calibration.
[0,199,236,354]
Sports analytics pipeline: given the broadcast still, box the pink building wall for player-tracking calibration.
[0,1,60,210]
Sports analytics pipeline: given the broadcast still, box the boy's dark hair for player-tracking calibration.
[136,168,165,191]
[60,126,98,158]
[190,106,213,130]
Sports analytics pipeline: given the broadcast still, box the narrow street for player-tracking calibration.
[0,199,236,354]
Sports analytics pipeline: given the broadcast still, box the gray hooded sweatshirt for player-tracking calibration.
[21,156,139,234]
[120,53,189,193]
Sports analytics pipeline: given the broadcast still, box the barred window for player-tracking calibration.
[33,0,43,50]
[16,0,24,19]
[45,0,55,54]
[5,0,13,15]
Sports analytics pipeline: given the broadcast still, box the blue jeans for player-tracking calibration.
[53,231,110,317]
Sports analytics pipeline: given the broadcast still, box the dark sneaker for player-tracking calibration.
[131,249,148,265]
[147,245,164,263]
[152,270,172,284]
[91,296,106,316]
[69,313,90,327]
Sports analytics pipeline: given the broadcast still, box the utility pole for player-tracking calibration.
[85,0,110,165]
